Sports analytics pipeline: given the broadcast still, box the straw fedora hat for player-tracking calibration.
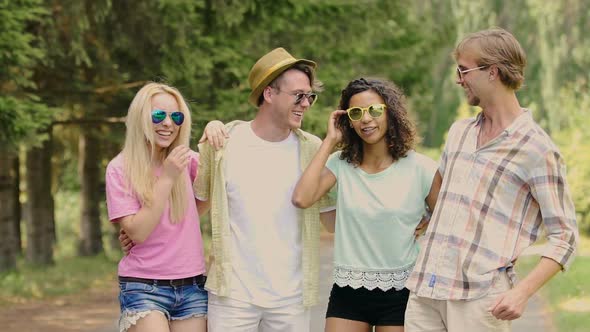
[248,47,316,106]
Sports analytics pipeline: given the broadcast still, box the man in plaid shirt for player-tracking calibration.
[405,28,579,332]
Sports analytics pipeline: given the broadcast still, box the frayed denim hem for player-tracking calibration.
[119,310,167,332]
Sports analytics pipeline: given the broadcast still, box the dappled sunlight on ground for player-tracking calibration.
[559,297,590,313]
[578,235,590,257]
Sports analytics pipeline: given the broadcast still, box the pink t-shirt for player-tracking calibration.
[105,150,206,279]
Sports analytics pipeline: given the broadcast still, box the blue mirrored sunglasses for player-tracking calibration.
[151,109,184,126]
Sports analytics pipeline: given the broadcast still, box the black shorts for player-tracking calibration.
[325,284,410,326]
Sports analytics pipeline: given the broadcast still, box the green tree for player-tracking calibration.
[0,0,51,271]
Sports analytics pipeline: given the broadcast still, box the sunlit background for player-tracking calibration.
[1,1,588,331]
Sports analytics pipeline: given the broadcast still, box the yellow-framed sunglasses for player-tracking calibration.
[346,103,386,121]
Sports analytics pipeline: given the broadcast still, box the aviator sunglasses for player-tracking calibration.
[151,109,185,126]
[292,92,318,106]
[346,103,386,121]
[274,88,318,106]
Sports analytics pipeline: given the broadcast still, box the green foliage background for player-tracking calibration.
[1,0,589,232]
[1,3,589,330]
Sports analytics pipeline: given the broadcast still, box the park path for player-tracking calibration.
[0,234,556,332]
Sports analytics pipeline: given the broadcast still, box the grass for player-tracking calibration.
[515,235,590,332]
[0,190,211,307]
[0,254,119,306]
[3,188,587,332]
[0,191,121,306]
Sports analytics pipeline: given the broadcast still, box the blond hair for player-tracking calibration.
[122,82,192,223]
[454,27,527,90]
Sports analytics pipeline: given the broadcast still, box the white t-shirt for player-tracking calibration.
[221,122,302,307]
[326,150,437,291]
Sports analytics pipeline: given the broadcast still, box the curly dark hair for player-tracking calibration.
[336,77,417,166]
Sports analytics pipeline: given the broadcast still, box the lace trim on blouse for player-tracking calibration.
[333,264,413,291]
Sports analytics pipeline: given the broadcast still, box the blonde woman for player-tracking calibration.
[105,82,207,332]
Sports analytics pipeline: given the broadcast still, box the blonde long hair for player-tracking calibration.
[122,82,192,223]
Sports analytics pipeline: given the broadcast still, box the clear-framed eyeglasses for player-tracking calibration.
[456,65,489,80]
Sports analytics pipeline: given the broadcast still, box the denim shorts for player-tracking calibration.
[118,276,208,331]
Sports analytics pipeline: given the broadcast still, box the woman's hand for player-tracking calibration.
[198,120,229,150]
[162,145,190,181]
[325,110,347,145]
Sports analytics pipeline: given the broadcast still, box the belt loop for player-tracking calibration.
[193,276,197,286]
[153,279,157,287]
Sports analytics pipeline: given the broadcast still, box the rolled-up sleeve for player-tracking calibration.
[194,143,212,201]
[529,150,579,270]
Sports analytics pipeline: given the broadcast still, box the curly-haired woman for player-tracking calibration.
[292,78,440,332]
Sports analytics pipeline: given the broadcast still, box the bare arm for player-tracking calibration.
[425,170,442,212]
[292,110,345,208]
[320,210,336,233]
[119,145,190,244]
[489,257,561,320]
[196,198,211,217]
[415,170,443,237]
[292,144,337,208]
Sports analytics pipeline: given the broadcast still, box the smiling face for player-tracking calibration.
[269,69,313,130]
[455,47,491,106]
[151,92,181,151]
[348,90,388,145]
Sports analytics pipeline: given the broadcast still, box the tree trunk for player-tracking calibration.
[25,134,55,265]
[0,147,19,272]
[77,127,103,255]
[103,135,123,253]
[109,223,121,253]
[13,156,22,253]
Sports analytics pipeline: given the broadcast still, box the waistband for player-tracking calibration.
[118,274,206,287]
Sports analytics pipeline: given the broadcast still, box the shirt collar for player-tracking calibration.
[472,108,532,136]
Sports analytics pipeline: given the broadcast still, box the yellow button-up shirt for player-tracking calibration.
[195,120,335,307]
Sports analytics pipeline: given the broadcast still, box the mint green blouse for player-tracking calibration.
[326,150,437,291]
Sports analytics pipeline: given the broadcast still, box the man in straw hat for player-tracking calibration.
[195,47,335,332]
[404,27,578,332]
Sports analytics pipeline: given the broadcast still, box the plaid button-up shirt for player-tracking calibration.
[406,110,578,300]
[194,120,335,307]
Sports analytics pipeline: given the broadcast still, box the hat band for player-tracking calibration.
[252,58,297,90]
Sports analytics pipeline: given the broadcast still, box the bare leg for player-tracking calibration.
[170,316,206,332]
[325,317,371,332]
[127,311,170,332]
[376,325,404,332]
